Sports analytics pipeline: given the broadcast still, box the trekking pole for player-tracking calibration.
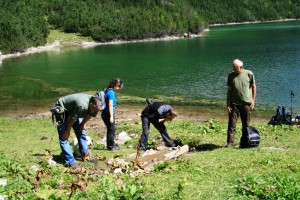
[290,90,295,117]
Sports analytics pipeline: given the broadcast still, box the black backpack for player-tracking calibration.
[240,126,260,148]
[268,105,292,125]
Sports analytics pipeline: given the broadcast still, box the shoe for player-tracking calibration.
[87,157,99,163]
[107,145,120,151]
[69,163,81,169]
[82,150,98,163]
[226,143,233,148]
[166,143,177,148]
[138,147,146,152]
[68,163,85,174]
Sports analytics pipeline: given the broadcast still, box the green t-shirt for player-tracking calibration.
[227,70,255,105]
[58,93,96,119]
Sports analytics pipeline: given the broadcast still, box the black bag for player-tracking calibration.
[240,126,260,148]
[50,102,65,125]
[268,105,292,125]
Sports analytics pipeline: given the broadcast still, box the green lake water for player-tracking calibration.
[0,20,300,115]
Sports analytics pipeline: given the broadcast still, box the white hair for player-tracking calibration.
[233,59,243,68]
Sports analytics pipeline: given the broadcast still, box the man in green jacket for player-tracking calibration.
[52,93,102,168]
[226,59,257,148]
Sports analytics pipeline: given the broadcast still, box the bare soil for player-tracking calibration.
[8,104,269,137]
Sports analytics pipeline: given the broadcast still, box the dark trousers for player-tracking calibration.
[227,104,251,145]
[101,111,116,148]
[139,117,173,150]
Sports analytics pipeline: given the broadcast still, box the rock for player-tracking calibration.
[136,145,189,171]
[0,179,7,186]
[116,131,131,144]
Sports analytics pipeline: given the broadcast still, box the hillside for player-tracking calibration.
[0,0,299,54]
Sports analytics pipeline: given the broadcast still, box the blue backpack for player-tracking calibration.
[268,105,292,125]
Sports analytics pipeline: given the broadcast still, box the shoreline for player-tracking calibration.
[2,102,272,125]
[0,31,208,61]
[209,18,298,26]
[1,18,298,61]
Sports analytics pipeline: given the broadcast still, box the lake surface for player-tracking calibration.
[1,20,300,115]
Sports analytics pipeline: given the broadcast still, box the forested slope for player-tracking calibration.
[0,0,299,54]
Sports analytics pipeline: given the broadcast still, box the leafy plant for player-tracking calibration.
[236,173,300,199]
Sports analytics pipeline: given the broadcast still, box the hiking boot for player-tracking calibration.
[166,143,176,148]
[107,145,120,151]
[138,147,146,151]
[82,150,98,163]
[226,143,233,148]
[68,163,85,174]
[87,157,99,163]
[69,163,81,169]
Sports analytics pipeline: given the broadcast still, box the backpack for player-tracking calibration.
[268,105,292,125]
[95,88,112,111]
[50,102,65,125]
[240,126,260,148]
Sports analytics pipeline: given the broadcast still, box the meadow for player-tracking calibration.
[1,107,300,199]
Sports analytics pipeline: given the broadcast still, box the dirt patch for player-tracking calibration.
[8,104,269,136]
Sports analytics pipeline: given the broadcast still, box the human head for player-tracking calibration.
[166,109,177,121]
[107,78,124,90]
[232,59,244,74]
[89,96,103,113]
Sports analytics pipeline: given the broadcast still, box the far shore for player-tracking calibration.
[0,30,208,61]
[1,18,298,62]
[209,18,298,26]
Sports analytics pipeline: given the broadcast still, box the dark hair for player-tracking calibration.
[168,109,177,117]
[167,109,177,117]
[89,96,103,109]
[107,78,123,89]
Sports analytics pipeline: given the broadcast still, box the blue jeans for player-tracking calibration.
[57,116,88,165]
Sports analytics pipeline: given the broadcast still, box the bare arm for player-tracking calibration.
[61,118,76,140]
[109,99,114,123]
[251,83,257,109]
[227,86,232,113]
[158,118,172,123]
[79,115,92,131]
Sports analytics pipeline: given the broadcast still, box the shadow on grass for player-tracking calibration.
[193,143,223,151]
[52,154,65,164]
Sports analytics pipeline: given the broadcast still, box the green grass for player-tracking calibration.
[47,29,93,47]
[1,115,300,199]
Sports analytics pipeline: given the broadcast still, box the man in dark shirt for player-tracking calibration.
[138,100,177,151]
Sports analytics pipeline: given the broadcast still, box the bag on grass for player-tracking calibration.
[268,105,292,125]
[240,126,260,148]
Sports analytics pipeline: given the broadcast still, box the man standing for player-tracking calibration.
[51,93,101,168]
[226,59,256,148]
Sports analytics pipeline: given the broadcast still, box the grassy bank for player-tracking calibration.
[1,110,300,199]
